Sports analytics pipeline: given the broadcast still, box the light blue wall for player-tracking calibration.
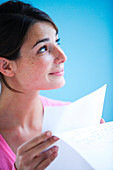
[0,0,113,122]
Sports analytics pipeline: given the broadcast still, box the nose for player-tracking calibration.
[53,46,67,64]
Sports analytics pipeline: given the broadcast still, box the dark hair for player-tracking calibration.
[0,0,58,92]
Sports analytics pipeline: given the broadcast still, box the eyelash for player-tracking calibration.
[56,38,60,46]
[38,45,47,54]
[37,38,61,54]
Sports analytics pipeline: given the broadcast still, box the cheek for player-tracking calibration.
[26,55,53,80]
[15,53,54,90]
[33,54,53,71]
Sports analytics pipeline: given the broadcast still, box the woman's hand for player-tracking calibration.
[15,131,59,170]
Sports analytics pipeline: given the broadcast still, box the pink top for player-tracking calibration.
[0,96,70,170]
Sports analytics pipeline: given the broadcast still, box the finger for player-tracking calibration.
[29,146,59,169]
[100,118,105,124]
[35,150,58,170]
[26,135,59,160]
[17,131,52,155]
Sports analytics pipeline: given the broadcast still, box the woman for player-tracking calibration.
[0,0,69,169]
[0,0,104,169]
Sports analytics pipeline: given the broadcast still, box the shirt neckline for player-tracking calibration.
[0,134,16,161]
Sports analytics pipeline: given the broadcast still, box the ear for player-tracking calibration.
[0,57,15,77]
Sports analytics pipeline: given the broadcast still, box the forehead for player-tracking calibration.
[24,22,57,45]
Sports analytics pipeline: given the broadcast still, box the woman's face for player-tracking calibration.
[13,22,67,92]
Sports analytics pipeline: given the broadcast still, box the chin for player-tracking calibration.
[48,80,65,90]
[37,77,66,90]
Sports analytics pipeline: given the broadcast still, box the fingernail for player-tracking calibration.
[53,136,59,141]
[54,146,59,151]
[46,131,51,137]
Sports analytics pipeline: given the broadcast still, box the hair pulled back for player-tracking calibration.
[0,0,58,92]
[0,0,58,60]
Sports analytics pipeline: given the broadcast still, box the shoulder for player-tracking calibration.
[39,95,70,107]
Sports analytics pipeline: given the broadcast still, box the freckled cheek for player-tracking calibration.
[42,55,53,62]
[31,57,53,77]
[36,55,53,69]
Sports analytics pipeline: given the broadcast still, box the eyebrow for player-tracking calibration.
[32,38,50,48]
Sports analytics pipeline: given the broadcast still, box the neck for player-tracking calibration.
[0,86,43,131]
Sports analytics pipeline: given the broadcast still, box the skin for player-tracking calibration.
[0,22,67,169]
[0,21,105,169]
[11,22,67,92]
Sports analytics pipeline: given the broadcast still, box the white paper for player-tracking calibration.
[58,121,113,170]
[46,139,94,170]
[42,85,109,170]
[42,84,107,134]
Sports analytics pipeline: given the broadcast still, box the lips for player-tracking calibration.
[49,69,64,76]
[49,69,63,74]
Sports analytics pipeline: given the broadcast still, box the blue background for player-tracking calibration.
[1,0,113,122]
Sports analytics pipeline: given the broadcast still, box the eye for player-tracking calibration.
[38,45,48,53]
[56,38,60,46]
